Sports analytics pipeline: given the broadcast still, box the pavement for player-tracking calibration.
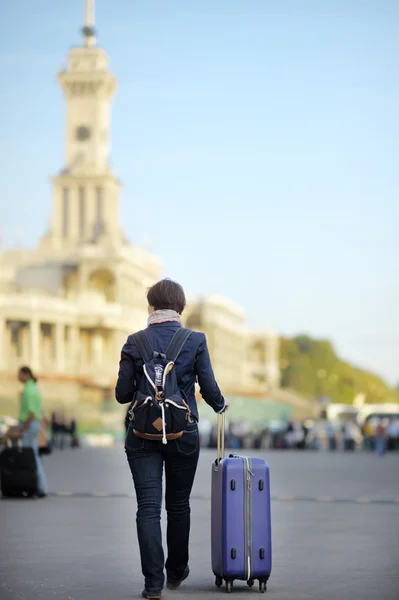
[1,446,399,600]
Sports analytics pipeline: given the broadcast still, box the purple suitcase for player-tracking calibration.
[211,416,272,593]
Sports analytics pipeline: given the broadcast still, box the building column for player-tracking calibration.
[68,325,79,373]
[92,330,103,366]
[55,323,65,372]
[86,184,96,240]
[21,324,30,363]
[0,318,5,370]
[30,319,40,373]
[114,331,121,362]
[69,186,79,241]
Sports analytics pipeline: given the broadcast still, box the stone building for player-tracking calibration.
[184,296,280,396]
[0,1,280,411]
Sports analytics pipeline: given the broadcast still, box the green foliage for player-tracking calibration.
[280,335,397,404]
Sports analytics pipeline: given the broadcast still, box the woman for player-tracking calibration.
[17,366,48,497]
[116,279,229,599]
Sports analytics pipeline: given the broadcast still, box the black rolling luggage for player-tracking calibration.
[0,446,38,498]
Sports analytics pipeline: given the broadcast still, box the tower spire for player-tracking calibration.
[82,0,96,48]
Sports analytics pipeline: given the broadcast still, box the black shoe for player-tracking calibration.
[166,566,190,590]
[142,590,162,599]
[36,491,47,498]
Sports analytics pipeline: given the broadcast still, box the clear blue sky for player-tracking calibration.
[0,0,398,385]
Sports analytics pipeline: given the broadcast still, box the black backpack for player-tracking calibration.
[128,327,194,444]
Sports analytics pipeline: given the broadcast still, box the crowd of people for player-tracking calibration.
[49,412,79,450]
[317,418,399,455]
[198,416,399,455]
[363,417,399,455]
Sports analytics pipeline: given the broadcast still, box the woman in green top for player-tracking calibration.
[17,366,48,497]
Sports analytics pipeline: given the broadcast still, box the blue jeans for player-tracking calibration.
[21,420,48,494]
[125,424,200,593]
[375,436,386,456]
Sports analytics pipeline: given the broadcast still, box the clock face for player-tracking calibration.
[76,126,91,141]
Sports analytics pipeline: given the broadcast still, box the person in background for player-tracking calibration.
[387,418,399,452]
[285,421,295,449]
[69,416,80,448]
[198,418,212,448]
[58,412,67,450]
[69,417,76,438]
[363,419,374,451]
[50,411,58,448]
[326,421,337,451]
[294,421,305,450]
[343,421,355,451]
[375,419,387,456]
[38,414,52,456]
[16,366,48,497]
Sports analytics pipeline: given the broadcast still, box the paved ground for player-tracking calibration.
[1,447,399,600]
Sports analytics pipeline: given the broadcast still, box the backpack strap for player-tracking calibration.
[132,331,153,362]
[165,328,193,362]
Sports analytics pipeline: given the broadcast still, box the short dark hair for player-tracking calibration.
[147,278,186,314]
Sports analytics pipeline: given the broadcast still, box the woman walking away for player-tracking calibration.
[16,366,48,497]
[116,278,229,599]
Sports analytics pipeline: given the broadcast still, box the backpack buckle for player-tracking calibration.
[155,389,164,402]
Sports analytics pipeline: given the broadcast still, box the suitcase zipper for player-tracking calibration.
[244,457,253,581]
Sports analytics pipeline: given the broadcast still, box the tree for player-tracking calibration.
[280,334,395,404]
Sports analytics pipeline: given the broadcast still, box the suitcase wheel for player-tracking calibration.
[259,580,267,593]
[247,579,254,588]
[215,576,223,588]
[226,580,233,593]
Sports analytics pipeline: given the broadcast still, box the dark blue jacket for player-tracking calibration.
[115,322,225,421]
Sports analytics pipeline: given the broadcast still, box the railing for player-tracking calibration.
[0,293,74,314]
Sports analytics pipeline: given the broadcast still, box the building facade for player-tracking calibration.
[0,3,161,406]
[0,1,280,409]
[184,296,280,396]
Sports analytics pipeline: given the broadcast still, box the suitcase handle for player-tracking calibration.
[216,412,225,464]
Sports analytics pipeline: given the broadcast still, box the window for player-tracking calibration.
[62,187,69,237]
[79,186,85,238]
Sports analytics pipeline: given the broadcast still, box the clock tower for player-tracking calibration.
[45,0,122,249]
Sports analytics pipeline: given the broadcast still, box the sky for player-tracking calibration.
[0,0,398,385]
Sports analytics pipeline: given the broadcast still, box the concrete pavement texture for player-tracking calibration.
[1,447,399,600]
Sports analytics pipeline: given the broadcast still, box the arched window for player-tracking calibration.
[88,268,116,303]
